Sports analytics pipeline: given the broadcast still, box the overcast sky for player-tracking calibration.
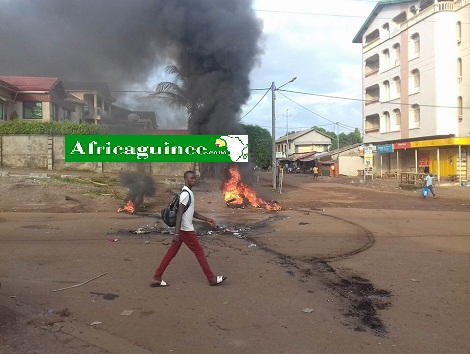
[242,0,377,138]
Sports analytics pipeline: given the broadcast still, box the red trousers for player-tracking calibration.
[153,230,215,283]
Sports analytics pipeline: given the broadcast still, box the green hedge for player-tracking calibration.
[0,121,103,135]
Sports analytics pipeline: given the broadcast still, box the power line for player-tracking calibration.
[241,87,271,119]
[279,89,470,110]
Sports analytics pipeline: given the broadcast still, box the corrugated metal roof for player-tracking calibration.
[0,76,60,91]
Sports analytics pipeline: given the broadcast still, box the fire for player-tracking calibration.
[223,166,281,211]
[117,200,136,214]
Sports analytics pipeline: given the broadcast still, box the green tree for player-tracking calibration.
[242,124,271,170]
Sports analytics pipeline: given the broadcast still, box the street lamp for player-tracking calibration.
[272,77,297,189]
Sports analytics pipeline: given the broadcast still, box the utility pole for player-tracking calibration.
[283,109,292,158]
[271,82,276,189]
[272,77,297,190]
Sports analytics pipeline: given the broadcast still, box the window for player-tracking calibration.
[365,114,380,133]
[410,69,420,92]
[365,29,380,45]
[393,109,401,126]
[365,84,380,105]
[393,44,401,66]
[365,54,380,76]
[458,96,463,122]
[383,111,391,132]
[411,33,420,57]
[394,76,401,96]
[382,23,390,39]
[23,102,42,119]
[65,110,71,121]
[382,49,390,70]
[382,80,390,101]
[0,102,5,121]
[411,104,420,123]
[457,21,462,44]
[457,58,462,83]
[392,11,407,25]
[51,104,59,121]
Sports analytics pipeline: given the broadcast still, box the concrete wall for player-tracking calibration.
[0,135,193,176]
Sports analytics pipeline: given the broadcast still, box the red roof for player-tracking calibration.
[0,76,60,92]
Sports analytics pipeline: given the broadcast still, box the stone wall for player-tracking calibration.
[0,135,194,176]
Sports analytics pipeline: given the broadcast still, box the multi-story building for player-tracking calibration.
[353,0,470,181]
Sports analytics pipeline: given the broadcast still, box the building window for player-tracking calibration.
[393,44,401,66]
[394,76,401,97]
[383,111,391,132]
[393,109,401,126]
[382,49,390,70]
[458,96,463,122]
[392,11,407,25]
[410,69,420,92]
[382,80,390,101]
[0,102,5,121]
[411,104,420,123]
[23,102,42,119]
[365,114,380,133]
[51,104,59,121]
[457,21,462,44]
[411,33,420,57]
[365,84,380,105]
[457,58,462,83]
[365,54,380,77]
[365,29,380,45]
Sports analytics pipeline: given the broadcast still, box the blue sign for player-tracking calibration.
[376,144,394,153]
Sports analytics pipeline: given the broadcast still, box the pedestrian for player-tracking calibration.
[150,171,226,287]
[313,166,319,181]
[424,173,439,198]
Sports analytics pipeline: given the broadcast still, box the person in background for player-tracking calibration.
[150,171,227,287]
[424,173,439,199]
[313,166,319,181]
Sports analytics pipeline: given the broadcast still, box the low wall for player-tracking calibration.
[0,135,194,176]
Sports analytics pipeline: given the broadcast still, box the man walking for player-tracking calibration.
[151,171,226,287]
[313,166,319,181]
[425,173,439,198]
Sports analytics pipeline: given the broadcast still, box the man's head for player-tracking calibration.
[184,170,197,188]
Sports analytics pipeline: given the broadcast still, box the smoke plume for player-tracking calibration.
[0,0,263,132]
[119,172,156,207]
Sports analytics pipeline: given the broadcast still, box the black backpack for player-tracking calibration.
[160,190,191,227]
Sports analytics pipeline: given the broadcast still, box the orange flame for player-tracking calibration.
[223,166,281,211]
[117,200,136,214]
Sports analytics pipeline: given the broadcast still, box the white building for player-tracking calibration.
[353,0,470,181]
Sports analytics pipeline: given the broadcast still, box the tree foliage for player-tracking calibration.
[312,126,362,150]
[242,124,272,170]
[0,121,103,135]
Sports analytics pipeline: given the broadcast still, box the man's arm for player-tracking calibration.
[193,212,216,227]
[173,203,186,244]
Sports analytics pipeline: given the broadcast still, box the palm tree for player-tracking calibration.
[147,65,201,128]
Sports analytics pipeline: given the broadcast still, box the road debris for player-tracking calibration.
[52,272,108,292]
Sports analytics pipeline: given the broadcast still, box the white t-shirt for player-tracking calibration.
[179,186,195,231]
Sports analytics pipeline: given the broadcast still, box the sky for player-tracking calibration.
[0,0,379,137]
[241,0,378,138]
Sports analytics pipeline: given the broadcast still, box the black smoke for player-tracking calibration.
[119,172,156,207]
[0,0,263,133]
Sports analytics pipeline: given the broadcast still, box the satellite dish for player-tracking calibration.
[127,113,140,123]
